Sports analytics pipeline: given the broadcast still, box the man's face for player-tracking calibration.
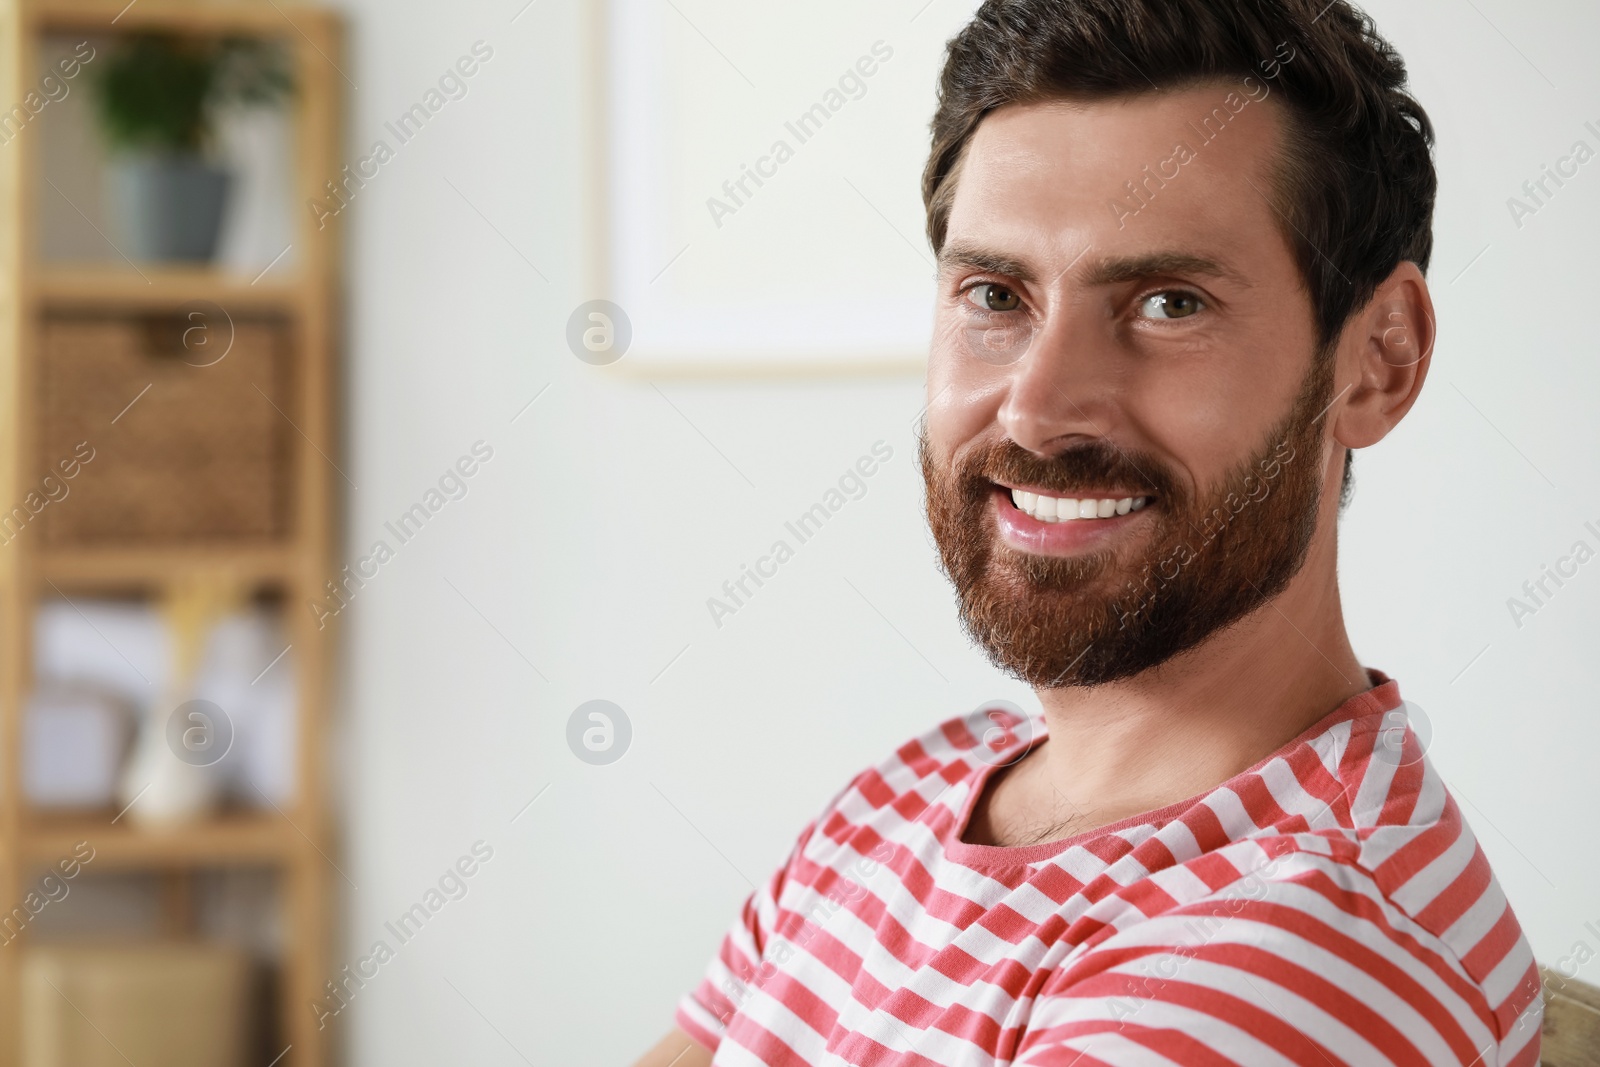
[922,86,1339,688]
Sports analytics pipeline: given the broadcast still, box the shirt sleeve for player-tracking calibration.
[673,814,819,1051]
[675,755,884,1052]
[1013,877,1540,1067]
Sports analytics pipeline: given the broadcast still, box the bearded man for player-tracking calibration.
[633,0,1542,1063]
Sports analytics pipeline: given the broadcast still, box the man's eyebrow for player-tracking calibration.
[1083,252,1252,289]
[937,244,1037,283]
[938,244,1251,289]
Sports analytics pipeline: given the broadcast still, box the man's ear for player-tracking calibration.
[1331,261,1434,452]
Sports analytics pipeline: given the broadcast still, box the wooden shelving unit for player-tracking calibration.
[22,811,294,868]
[35,264,303,310]
[0,2,342,1065]
[36,543,299,592]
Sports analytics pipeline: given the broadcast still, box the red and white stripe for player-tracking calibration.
[677,674,1542,1065]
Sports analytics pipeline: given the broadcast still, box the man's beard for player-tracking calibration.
[921,354,1335,689]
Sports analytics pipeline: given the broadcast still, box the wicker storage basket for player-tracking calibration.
[38,312,292,545]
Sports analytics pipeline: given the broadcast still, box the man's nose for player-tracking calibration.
[997,310,1123,456]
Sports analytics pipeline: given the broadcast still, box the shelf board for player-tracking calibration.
[33,264,300,312]
[22,809,295,868]
[31,0,331,34]
[35,543,298,593]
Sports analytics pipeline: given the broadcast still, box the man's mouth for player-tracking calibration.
[1004,486,1155,523]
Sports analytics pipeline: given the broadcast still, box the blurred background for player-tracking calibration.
[0,0,1596,1064]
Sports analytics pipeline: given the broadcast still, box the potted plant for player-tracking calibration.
[92,35,292,263]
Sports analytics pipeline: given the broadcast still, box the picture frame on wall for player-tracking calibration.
[587,0,981,375]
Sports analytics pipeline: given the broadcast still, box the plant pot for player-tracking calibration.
[107,154,232,263]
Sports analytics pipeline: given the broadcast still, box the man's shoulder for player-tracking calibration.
[838,700,1039,810]
[1137,756,1541,1050]
[1064,682,1539,1036]
[1041,829,1542,1066]
[787,701,1039,868]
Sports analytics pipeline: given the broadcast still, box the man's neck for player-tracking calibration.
[968,525,1369,848]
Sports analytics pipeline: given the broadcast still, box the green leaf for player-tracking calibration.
[92,34,295,156]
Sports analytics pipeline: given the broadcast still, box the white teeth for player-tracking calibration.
[1009,489,1152,524]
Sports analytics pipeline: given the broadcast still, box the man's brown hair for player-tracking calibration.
[924,0,1437,351]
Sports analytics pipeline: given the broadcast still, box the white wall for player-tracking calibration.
[324,0,1600,1062]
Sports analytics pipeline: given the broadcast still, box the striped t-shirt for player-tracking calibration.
[677,673,1543,1065]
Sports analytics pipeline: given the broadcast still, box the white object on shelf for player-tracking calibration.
[34,599,168,706]
[23,686,130,808]
[118,698,222,826]
[193,609,297,806]
[213,102,299,278]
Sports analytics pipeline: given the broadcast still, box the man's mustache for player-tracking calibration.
[960,440,1181,503]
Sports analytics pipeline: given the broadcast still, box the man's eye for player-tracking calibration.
[966,284,1022,312]
[1137,291,1204,320]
